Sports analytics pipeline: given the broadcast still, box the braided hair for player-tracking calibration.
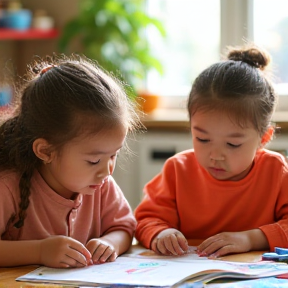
[0,54,141,228]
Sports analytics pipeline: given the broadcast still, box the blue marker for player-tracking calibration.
[275,247,288,255]
[262,247,288,263]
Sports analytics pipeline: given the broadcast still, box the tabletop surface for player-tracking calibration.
[0,239,267,287]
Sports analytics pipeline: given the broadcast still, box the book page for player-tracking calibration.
[16,257,288,287]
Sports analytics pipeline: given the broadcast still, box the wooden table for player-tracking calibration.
[0,265,56,287]
[0,240,270,287]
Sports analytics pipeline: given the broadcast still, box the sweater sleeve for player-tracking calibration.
[259,166,288,250]
[135,158,180,249]
[100,176,136,238]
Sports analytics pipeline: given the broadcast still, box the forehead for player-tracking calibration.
[65,125,127,153]
[190,100,255,127]
[191,110,256,135]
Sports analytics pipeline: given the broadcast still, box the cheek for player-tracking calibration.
[229,149,255,169]
[193,141,207,156]
[192,139,200,151]
[52,158,85,179]
[193,146,207,166]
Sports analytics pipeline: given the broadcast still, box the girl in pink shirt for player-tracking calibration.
[0,55,141,268]
[135,44,288,257]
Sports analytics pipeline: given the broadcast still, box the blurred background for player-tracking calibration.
[1,0,288,209]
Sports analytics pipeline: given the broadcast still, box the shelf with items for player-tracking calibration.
[0,28,59,40]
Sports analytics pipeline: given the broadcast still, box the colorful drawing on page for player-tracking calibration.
[125,261,163,274]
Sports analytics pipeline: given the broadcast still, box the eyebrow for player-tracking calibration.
[192,126,245,138]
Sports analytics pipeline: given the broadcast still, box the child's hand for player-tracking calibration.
[197,230,268,258]
[86,238,117,264]
[39,236,92,268]
[151,228,188,256]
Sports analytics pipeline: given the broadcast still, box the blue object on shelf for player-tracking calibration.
[5,9,32,30]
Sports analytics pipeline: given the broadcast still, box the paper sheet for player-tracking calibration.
[17,256,288,287]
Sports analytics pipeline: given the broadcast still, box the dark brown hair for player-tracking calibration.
[0,54,142,228]
[187,44,277,136]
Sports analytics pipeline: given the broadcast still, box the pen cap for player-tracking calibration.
[275,247,288,255]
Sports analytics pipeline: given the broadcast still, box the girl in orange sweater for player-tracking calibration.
[135,44,288,258]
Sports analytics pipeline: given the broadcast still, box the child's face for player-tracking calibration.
[40,125,127,199]
[191,110,262,181]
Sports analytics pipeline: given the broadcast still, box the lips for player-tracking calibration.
[209,167,225,172]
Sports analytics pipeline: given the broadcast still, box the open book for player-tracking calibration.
[16,247,288,287]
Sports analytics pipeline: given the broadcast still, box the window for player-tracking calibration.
[146,0,220,98]
[146,0,288,110]
[253,0,288,90]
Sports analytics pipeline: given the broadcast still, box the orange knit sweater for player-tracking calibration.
[135,149,288,251]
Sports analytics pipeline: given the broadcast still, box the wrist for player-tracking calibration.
[37,239,43,265]
[247,229,269,250]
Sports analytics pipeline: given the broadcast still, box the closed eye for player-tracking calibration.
[88,159,100,165]
[196,137,210,143]
[227,143,242,148]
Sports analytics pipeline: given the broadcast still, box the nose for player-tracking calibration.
[210,149,225,161]
[210,155,225,161]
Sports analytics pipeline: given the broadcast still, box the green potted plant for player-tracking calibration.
[58,0,165,99]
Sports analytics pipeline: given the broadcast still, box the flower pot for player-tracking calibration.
[138,91,159,114]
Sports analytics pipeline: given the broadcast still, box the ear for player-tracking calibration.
[32,138,54,164]
[261,126,274,146]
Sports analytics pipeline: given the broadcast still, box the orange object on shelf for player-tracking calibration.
[138,91,160,114]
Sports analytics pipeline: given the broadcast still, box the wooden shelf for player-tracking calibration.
[0,28,59,40]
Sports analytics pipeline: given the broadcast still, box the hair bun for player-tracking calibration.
[227,44,271,71]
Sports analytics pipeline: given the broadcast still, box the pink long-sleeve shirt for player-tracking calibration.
[0,170,136,243]
[135,149,288,251]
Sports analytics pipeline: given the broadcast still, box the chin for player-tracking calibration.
[208,170,234,181]
[211,175,230,181]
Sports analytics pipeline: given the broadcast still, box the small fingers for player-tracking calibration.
[151,238,165,255]
[156,238,171,255]
[211,245,234,258]
[153,233,188,256]
[176,233,189,253]
[69,241,92,265]
[200,240,224,256]
[106,251,117,262]
[58,254,87,268]
[163,234,183,255]
[72,247,92,266]
[92,244,116,264]
[197,234,221,255]
[197,233,241,257]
